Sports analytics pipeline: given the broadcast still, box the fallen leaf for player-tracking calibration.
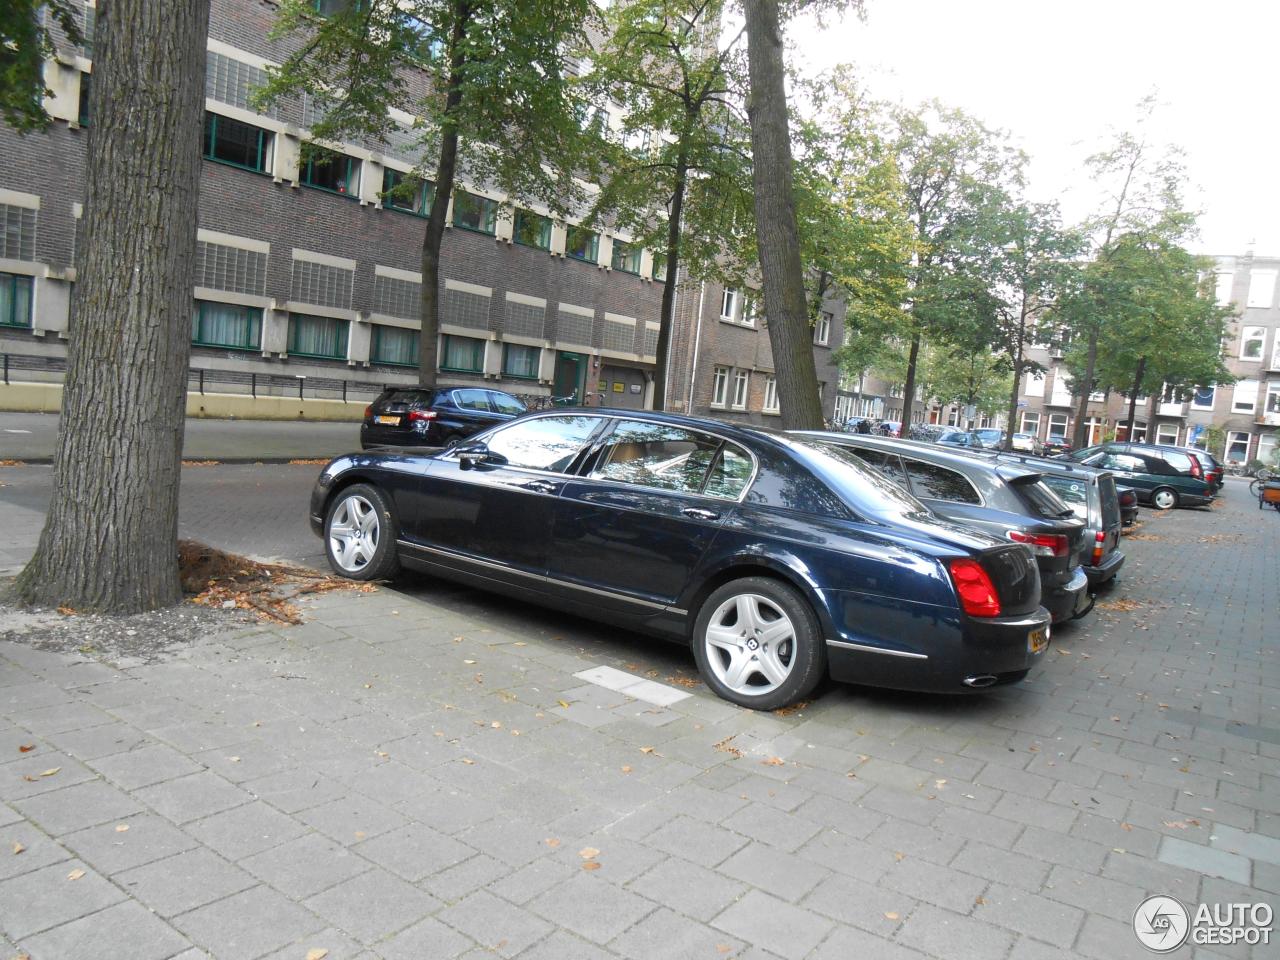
[114,824,129,833]
[464,659,477,665]
[935,779,947,788]
[514,640,527,646]
[363,683,372,689]
[975,896,987,906]
[1120,822,1133,831]
[640,746,655,754]
[893,851,905,862]
[621,765,633,774]
[460,758,475,765]
[12,841,24,855]
[761,756,785,766]
[67,868,85,881]
[228,756,241,763]
[18,744,34,753]
[582,861,602,871]
[557,699,571,709]
[354,831,366,840]
[490,721,502,729]
[884,911,900,921]
[306,950,329,960]
[1162,820,1195,829]
[376,751,389,759]
[39,767,60,778]
[578,846,600,860]
[717,946,732,955]
[544,838,561,848]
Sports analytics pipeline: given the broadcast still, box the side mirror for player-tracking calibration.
[455,442,506,470]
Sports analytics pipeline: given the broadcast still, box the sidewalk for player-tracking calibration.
[0,412,363,463]
[0,483,1275,959]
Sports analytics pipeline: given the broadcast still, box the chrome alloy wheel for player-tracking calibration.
[328,494,380,573]
[703,593,796,696]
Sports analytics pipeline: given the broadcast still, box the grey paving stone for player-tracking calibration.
[808,924,931,960]
[796,828,897,884]
[378,916,476,960]
[1210,822,1280,865]
[13,779,142,836]
[989,793,1078,833]
[118,847,256,917]
[626,856,747,923]
[134,770,251,824]
[186,800,309,861]
[258,926,366,960]
[895,903,1016,960]
[306,868,442,944]
[171,885,326,960]
[717,841,829,903]
[1012,825,1109,873]
[6,752,97,800]
[438,888,553,957]
[88,742,204,790]
[721,803,823,853]
[354,823,476,882]
[711,888,834,960]
[457,816,558,868]
[296,792,408,847]
[645,814,748,868]
[800,872,918,937]
[241,767,350,814]
[1041,865,1148,924]
[609,906,744,960]
[488,856,578,906]
[0,819,71,880]
[529,872,658,945]
[21,898,190,960]
[61,811,198,874]
[242,832,370,898]
[516,929,617,960]
[880,856,989,915]
[952,841,1052,892]
[423,852,512,902]
[1158,835,1252,884]
[0,858,125,940]
[972,883,1085,948]
[1074,913,1157,960]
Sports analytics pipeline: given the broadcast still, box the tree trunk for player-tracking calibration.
[15,0,210,613]
[417,0,472,387]
[652,145,689,412]
[742,0,824,430]
[900,332,921,436]
[1004,355,1022,452]
[1071,325,1098,448]
[1125,355,1146,442]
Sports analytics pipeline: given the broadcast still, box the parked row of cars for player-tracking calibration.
[314,401,1180,710]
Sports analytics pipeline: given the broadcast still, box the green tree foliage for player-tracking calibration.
[259,0,599,385]
[0,0,81,133]
[927,345,1012,422]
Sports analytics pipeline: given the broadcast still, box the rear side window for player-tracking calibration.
[901,458,980,504]
[1159,450,1193,474]
[1012,480,1073,519]
[1040,475,1089,521]
[592,420,720,494]
[489,391,525,416]
[847,447,910,487]
[704,443,755,500]
[454,389,492,412]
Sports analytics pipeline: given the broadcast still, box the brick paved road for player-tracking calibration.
[0,476,1275,959]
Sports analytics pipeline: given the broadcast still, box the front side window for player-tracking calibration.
[610,240,641,275]
[381,169,433,216]
[0,272,34,328]
[711,366,729,407]
[513,209,551,250]
[204,113,272,173]
[370,324,418,366]
[484,415,601,472]
[741,295,757,327]
[441,334,485,373]
[763,376,779,413]
[192,300,261,350]
[1240,325,1266,360]
[502,343,539,379]
[565,226,599,262]
[732,370,749,409]
[452,191,497,234]
[591,420,721,494]
[287,313,348,359]
[901,458,980,504]
[78,72,91,126]
[301,147,359,195]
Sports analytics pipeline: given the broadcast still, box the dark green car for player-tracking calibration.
[1068,443,1216,510]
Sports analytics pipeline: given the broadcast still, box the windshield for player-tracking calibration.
[1040,475,1089,520]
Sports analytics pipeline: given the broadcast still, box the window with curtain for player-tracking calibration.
[565,226,599,262]
[502,343,540,379]
[0,273,33,328]
[381,169,433,216]
[611,240,641,274]
[301,147,359,195]
[191,300,261,349]
[287,313,349,359]
[441,334,485,372]
[203,113,272,173]
[452,191,497,234]
[370,324,418,366]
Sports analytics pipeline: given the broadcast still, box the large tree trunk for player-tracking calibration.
[900,332,921,436]
[652,146,689,412]
[417,0,471,387]
[1071,325,1098,448]
[1004,355,1022,452]
[742,0,824,430]
[15,0,210,613]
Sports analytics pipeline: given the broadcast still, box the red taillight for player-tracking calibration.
[1006,530,1069,558]
[949,559,1002,618]
[1187,454,1202,479]
[363,405,372,418]
[1091,530,1105,566]
[408,409,438,423]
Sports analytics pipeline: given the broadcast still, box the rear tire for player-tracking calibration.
[324,483,401,581]
[692,576,826,711]
[1151,487,1179,511]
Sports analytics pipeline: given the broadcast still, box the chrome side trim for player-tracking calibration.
[979,612,1051,629]
[825,638,929,660]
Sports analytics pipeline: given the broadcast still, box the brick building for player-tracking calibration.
[0,0,840,423]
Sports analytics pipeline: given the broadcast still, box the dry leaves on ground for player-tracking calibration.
[1197,534,1240,544]
[289,459,329,465]
[180,460,220,467]
[1124,533,1163,542]
[772,700,811,717]
[17,744,34,753]
[180,540,375,625]
[1096,598,1144,612]
[664,675,700,689]
[305,950,329,960]
[0,459,27,467]
[761,756,786,766]
[12,842,24,855]
[713,735,743,759]
[66,868,85,881]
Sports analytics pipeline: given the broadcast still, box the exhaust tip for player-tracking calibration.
[963,674,999,689]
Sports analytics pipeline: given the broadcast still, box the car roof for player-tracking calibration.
[794,430,1047,481]
[961,449,1109,481]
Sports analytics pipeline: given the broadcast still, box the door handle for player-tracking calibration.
[524,479,558,494]
[682,507,720,521]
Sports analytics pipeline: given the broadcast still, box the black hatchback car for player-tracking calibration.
[312,410,1051,709]
[361,386,526,449]
[796,433,1090,624]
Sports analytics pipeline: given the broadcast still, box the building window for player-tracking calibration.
[287,313,349,359]
[1240,325,1266,360]
[565,226,599,263]
[1247,269,1277,308]
[513,209,551,250]
[711,366,729,407]
[381,169,432,216]
[1226,431,1251,463]
[452,190,497,234]
[610,240,641,275]
[1214,272,1234,307]
[763,376,779,414]
[652,254,667,282]
[720,288,738,321]
[1020,411,1040,434]
[1156,423,1179,446]
[0,273,34,328]
[815,311,831,345]
[1232,378,1259,413]
[441,334,485,373]
[1047,413,1068,438]
[1191,385,1215,409]
[191,300,261,350]
[313,0,354,14]
[741,295,757,327]
[203,112,272,173]
[370,324,419,366]
[502,343,540,379]
[732,369,749,409]
[301,147,359,195]
[1266,382,1280,417]
[78,72,91,126]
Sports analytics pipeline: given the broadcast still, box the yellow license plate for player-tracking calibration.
[375,415,401,425]
[1028,626,1049,654]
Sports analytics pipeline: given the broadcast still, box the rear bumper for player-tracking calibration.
[1084,549,1125,586]
[1043,566,1090,623]
[1181,492,1215,507]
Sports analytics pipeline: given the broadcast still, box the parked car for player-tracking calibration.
[966,451,1125,589]
[1117,485,1139,526]
[1042,434,1072,457]
[313,410,1052,709]
[1176,446,1224,491]
[360,387,527,449]
[795,433,1090,624]
[1010,433,1044,455]
[934,428,985,449]
[1067,443,1216,510]
[969,428,1005,448]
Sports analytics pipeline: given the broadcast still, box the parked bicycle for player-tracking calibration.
[1248,465,1276,499]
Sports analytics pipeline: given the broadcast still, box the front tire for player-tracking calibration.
[692,576,826,710]
[324,483,401,581]
[1151,487,1179,511]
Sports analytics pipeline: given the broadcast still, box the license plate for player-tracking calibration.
[375,415,401,425]
[1028,626,1049,654]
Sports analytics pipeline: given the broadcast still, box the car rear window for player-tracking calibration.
[1040,475,1089,521]
[379,389,436,410]
[1011,479,1074,519]
[1098,474,1121,528]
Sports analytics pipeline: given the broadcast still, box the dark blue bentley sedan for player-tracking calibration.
[310,409,1051,709]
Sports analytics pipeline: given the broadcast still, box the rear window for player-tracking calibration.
[1040,475,1089,521]
[381,389,436,408]
[1098,474,1121,528]
[1011,479,1074,519]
